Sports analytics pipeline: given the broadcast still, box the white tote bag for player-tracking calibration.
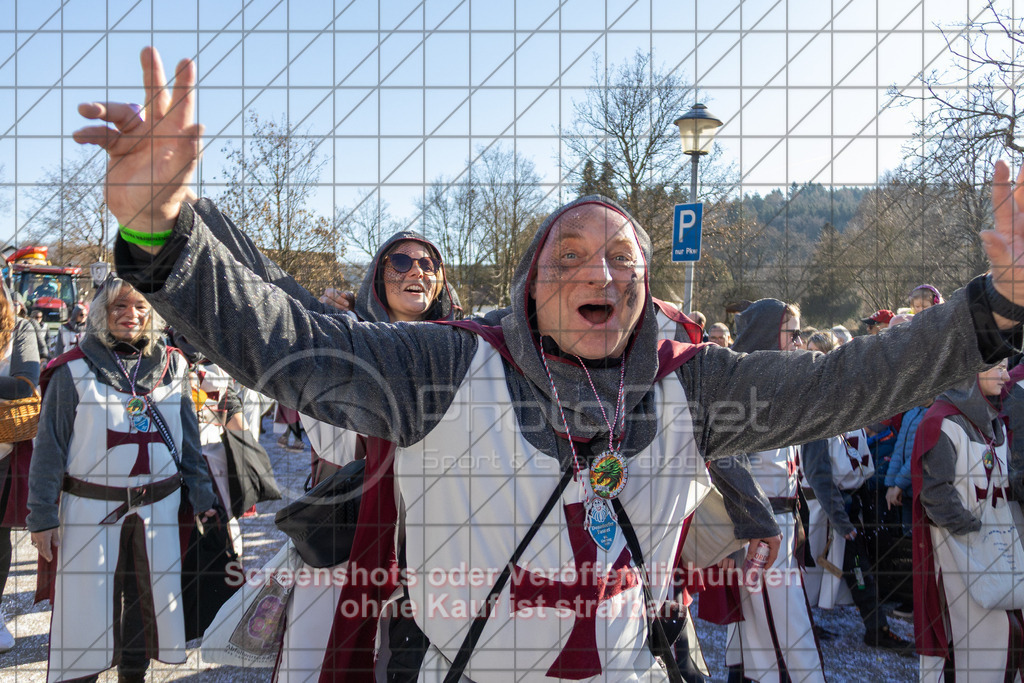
[944,459,1024,610]
[201,542,301,667]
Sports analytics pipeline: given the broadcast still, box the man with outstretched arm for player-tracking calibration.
[74,47,1024,682]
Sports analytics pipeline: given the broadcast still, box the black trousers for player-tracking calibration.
[0,526,11,599]
[842,532,885,633]
[0,453,14,598]
[840,489,885,633]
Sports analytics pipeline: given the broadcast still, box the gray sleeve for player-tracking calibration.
[680,287,991,460]
[26,365,76,532]
[191,199,333,314]
[802,439,855,537]
[178,390,220,512]
[0,320,41,399]
[920,432,980,535]
[116,202,478,447]
[707,455,780,539]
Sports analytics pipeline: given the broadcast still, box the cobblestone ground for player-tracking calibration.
[694,603,918,682]
[0,417,918,682]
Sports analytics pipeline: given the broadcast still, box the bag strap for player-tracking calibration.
[443,465,575,683]
[144,395,181,470]
[611,498,685,683]
[12,375,39,398]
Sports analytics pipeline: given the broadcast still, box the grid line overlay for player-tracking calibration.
[1,1,1023,681]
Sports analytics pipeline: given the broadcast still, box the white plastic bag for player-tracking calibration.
[201,541,301,667]
[946,456,1024,610]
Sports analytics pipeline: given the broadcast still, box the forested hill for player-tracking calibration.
[742,183,870,240]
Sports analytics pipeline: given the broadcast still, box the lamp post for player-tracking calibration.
[673,103,723,314]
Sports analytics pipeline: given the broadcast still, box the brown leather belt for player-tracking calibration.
[768,496,798,514]
[62,473,182,525]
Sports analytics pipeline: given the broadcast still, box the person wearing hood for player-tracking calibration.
[280,231,461,683]
[912,361,1021,682]
[703,298,835,682]
[80,48,1024,681]
[53,302,87,356]
[26,277,218,683]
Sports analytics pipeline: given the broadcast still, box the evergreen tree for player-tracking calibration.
[801,223,862,327]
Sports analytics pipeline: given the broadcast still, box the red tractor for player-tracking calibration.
[5,246,83,327]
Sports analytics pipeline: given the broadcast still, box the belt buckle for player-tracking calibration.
[125,485,147,514]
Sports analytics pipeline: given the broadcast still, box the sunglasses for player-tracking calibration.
[385,253,441,274]
[781,329,802,342]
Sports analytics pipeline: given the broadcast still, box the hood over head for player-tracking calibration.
[938,375,1003,442]
[63,304,87,333]
[732,298,790,353]
[497,194,661,459]
[354,231,461,323]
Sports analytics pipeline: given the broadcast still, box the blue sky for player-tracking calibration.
[0,0,1003,248]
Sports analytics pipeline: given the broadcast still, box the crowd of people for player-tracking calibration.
[2,45,1024,682]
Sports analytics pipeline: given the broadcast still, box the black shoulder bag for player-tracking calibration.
[273,458,365,568]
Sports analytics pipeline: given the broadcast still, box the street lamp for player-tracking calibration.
[673,103,723,314]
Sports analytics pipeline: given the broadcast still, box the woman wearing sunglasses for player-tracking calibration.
[357,234,459,324]
[279,231,460,683]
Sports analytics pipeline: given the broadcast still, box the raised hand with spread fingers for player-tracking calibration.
[73,47,201,251]
[985,160,1024,326]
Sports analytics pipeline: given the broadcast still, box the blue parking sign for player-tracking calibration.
[672,203,703,262]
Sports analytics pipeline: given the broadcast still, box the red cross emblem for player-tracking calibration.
[107,428,165,476]
[509,502,640,679]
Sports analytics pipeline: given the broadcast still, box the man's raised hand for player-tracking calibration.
[73,47,202,249]
[985,161,1024,324]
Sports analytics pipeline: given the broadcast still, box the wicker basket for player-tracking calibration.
[0,376,41,443]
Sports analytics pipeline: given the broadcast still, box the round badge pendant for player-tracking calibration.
[125,396,146,416]
[983,447,995,472]
[590,450,628,500]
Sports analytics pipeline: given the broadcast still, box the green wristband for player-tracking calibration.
[119,225,174,247]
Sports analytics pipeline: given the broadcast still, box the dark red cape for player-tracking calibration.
[911,400,969,658]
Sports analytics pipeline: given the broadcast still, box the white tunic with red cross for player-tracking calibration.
[920,418,1023,683]
[46,354,189,682]
[395,342,712,682]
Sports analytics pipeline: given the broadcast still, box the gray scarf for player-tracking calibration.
[78,333,169,394]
